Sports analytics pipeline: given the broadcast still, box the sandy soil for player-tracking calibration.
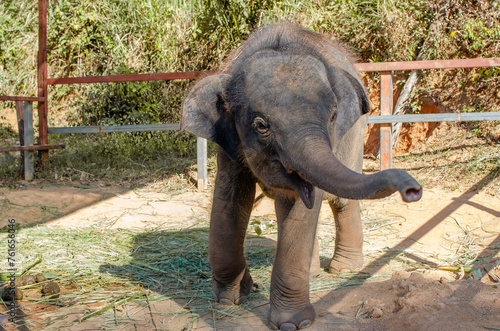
[0,175,499,330]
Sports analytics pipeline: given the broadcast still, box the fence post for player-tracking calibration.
[23,101,34,180]
[380,71,393,170]
[15,101,25,175]
[38,0,49,165]
[197,137,208,190]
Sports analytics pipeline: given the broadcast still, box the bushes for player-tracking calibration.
[0,0,498,182]
[2,0,499,115]
[75,66,166,126]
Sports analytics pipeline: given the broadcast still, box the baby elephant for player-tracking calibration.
[182,23,422,330]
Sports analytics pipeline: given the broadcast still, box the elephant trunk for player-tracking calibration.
[282,136,422,207]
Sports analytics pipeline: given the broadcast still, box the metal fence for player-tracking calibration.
[44,58,500,186]
[0,0,499,184]
[3,57,500,184]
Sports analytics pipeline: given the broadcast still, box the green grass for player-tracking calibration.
[0,130,204,187]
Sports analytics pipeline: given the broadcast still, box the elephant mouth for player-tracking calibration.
[289,171,315,209]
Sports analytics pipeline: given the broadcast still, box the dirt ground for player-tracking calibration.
[0,168,499,330]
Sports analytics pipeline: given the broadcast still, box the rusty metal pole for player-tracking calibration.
[38,0,49,165]
[380,71,393,170]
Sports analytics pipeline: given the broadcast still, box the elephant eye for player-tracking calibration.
[252,117,270,136]
[330,112,337,123]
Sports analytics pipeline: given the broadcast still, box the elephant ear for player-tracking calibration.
[181,74,239,160]
[343,71,370,116]
[325,67,371,144]
[326,67,370,116]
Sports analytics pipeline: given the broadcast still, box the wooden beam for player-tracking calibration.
[44,58,500,86]
[0,144,65,153]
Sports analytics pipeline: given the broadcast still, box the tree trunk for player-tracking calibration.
[391,70,421,149]
[391,2,451,149]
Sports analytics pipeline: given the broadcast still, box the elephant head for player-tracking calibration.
[182,25,422,209]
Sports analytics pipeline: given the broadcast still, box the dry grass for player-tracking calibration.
[0,202,393,328]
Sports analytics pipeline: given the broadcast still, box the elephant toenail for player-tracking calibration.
[298,320,312,329]
[269,322,280,330]
[218,298,234,305]
[280,322,298,330]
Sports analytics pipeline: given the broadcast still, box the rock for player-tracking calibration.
[41,281,60,299]
[408,272,425,282]
[481,263,500,284]
[15,274,36,287]
[398,279,422,292]
[35,273,47,283]
[364,298,384,309]
[369,307,384,318]
[1,287,23,301]
[391,270,411,280]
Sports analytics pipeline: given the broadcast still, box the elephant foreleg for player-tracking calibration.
[328,198,364,273]
[209,149,256,304]
[268,190,323,330]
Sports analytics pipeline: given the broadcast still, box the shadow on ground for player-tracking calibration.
[99,227,281,329]
[315,167,500,314]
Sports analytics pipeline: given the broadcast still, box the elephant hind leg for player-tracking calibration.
[328,197,364,273]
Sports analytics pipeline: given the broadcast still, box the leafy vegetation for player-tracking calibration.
[0,0,499,183]
[2,0,499,100]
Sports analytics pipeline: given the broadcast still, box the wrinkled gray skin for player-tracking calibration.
[181,24,422,330]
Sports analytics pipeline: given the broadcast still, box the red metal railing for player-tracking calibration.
[354,58,500,71]
[38,0,48,163]
[46,71,217,85]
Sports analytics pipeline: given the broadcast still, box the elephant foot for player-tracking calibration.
[268,304,316,330]
[212,267,253,305]
[328,253,363,273]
